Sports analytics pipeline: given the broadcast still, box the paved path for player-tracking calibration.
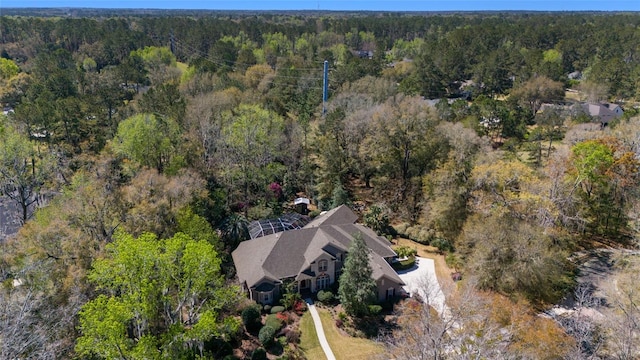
[305,299,336,360]
[397,257,449,317]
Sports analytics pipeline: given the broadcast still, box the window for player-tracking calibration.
[316,274,330,291]
[318,260,328,272]
[386,288,395,300]
[261,292,271,304]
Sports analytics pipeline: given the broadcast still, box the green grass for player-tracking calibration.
[299,312,326,360]
[318,308,384,360]
[300,309,384,360]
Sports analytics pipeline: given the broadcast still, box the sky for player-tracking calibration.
[3,0,640,11]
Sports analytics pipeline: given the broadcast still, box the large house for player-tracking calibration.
[232,205,405,305]
[577,103,624,127]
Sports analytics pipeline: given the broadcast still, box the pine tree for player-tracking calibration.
[338,233,377,317]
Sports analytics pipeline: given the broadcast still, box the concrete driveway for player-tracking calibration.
[397,257,449,317]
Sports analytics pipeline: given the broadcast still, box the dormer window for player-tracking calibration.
[318,260,328,272]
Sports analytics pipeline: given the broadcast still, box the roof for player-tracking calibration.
[304,204,358,228]
[577,103,622,125]
[232,205,400,288]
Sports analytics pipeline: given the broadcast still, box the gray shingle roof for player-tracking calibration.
[232,205,401,288]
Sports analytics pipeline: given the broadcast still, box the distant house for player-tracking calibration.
[576,103,624,127]
[232,205,405,305]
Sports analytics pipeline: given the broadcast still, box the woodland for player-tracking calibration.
[1,10,640,359]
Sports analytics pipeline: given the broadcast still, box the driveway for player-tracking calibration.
[397,257,449,317]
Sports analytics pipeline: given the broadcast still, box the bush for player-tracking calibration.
[293,300,307,314]
[285,329,300,343]
[265,314,283,331]
[395,245,417,258]
[338,311,348,322]
[263,305,272,313]
[393,222,410,236]
[432,238,453,253]
[335,319,343,328]
[309,209,321,218]
[242,305,262,331]
[368,305,382,315]
[392,255,415,271]
[259,325,277,346]
[317,290,334,304]
[251,347,267,360]
[270,306,285,314]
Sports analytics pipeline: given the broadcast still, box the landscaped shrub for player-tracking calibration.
[251,347,267,360]
[392,255,415,271]
[265,314,284,331]
[223,355,239,360]
[285,328,300,343]
[270,306,285,314]
[263,305,272,313]
[338,311,348,322]
[293,300,307,314]
[276,311,290,324]
[241,305,262,331]
[368,305,382,315]
[393,222,410,236]
[432,238,453,253]
[259,325,277,346]
[317,289,334,304]
[335,318,344,328]
[309,209,321,218]
[395,245,417,258]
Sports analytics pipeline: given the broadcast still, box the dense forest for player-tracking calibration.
[1,11,640,359]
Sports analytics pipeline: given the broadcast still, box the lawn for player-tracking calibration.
[300,308,384,360]
[299,310,325,360]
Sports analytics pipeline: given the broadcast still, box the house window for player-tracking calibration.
[261,292,272,304]
[318,260,328,272]
[316,274,330,291]
[300,279,310,289]
[386,288,395,300]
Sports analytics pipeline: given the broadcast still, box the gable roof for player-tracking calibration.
[304,204,358,228]
[232,205,402,289]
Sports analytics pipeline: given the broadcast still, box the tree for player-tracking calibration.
[423,122,486,241]
[0,121,54,223]
[459,214,573,305]
[509,76,564,117]
[363,204,392,236]
[76,230,242,359]
[569,138,640,237]
[218,104,285,216]
[112,113,183,174]
[0,58,19,80]
[221,213,249,251]
[338,232,377,317]
[365,95,442,203]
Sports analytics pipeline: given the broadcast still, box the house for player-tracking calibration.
[576,103,624,127]
[232,205,405,305]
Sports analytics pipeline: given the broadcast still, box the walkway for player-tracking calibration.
[305,299,336,360]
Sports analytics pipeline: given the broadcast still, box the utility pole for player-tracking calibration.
[322,60,329,115]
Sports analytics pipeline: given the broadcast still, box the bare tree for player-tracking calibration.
[383,281,513,360]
